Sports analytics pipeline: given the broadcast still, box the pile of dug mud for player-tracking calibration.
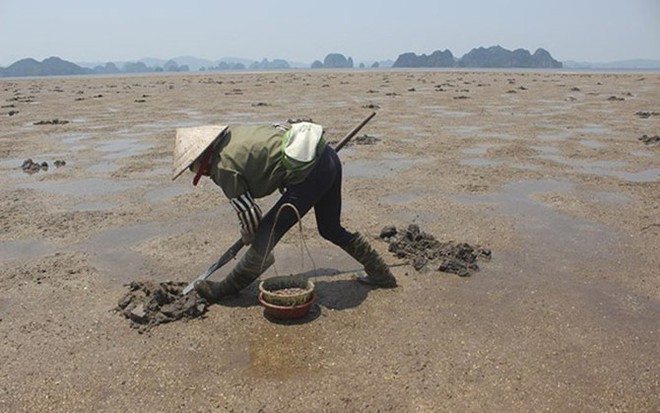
[116,281,208,332]
[380,224,491,276]
[114,225,490,330]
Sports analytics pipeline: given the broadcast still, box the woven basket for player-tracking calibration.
[258,292,316,320]
[258,275,315,307]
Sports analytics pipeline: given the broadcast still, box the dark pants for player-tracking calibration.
[252,146,354,255]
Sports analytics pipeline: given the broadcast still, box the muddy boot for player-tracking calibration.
[194,246,275,302]
[342,233,397,288]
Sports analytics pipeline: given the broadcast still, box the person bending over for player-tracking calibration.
[171,122,396,302]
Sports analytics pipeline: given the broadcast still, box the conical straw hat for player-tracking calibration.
[172,125,228,181]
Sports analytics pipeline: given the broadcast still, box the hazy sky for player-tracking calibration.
[1,0,659,66]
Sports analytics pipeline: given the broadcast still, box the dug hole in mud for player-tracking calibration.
[115,223,490,331]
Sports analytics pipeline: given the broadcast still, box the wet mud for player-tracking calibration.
[381,224,491,276]
[116,222,491,331]
[2,71,659,412]
[116,281,208,332]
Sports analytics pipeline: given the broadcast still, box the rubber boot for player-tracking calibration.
[194,246,275,302]
[341,233,397,288]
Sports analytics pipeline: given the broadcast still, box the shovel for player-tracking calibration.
[182,112,377,295]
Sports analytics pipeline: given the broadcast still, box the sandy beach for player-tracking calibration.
[1,69,658,412]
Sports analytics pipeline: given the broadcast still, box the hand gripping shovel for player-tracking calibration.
[182,112,376,295]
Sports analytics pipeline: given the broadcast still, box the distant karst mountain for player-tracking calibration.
[393,46,562,69]
[394,50,456,68]
[1,57,94,77]
[0,56,293,77]
[0,47,576,77]
[459,46,561,68]
[311,53,355,69]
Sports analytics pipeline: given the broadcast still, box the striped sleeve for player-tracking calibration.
[230,192,262,235]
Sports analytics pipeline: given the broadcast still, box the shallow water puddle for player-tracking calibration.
[71,221,192,283]
[60,133,92,144]
[344,154,420,178]
[0,154,70,171]
[536,124,613,142]
[536,154,660,182]
[144,186,192,204]
[577,123,612,136]
[423,105,470,117]
[72,201,117,211]
[511,162,540,171]
[86,161,120,174]
[0,240,54,261]
[142,167,171,178]
[97,138,152,159]
[462,143,498,155]
[459,158,502,167]
[380,193,421,205]
[0,158,28,169]
[453,179,623,268]
[591,191,632,205]
[16,178,150,196]
[579,139,608,149]
[530,145,561,154]
[452,179,658,333]
[630,151,654,158]
[450,125,482,137]
[536,131,573,142]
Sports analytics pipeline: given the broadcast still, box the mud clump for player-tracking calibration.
[635,111,659,119]
[353,134,380,145]
[380,224,491,277]
[639,134,660,145]
[21,158,66,174]
[33,118,70,125]
[116,281,208,332]
[287,117,314,124]
[328,133,381,148]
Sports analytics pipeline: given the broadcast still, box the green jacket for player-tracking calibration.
[210,124,326,199]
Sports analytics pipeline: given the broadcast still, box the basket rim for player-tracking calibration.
[258,277,315,295]
[258,292,316,310]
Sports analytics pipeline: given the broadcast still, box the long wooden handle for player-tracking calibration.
[333,111,376,152]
